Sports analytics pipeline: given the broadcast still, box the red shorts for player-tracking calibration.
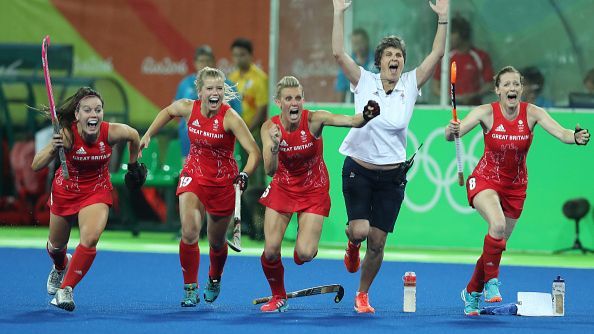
[176,177,234,217]
[259,183,331,217]
[466,175,526,219]
[49,187,113,217]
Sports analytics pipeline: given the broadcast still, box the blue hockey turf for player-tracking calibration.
[1,248,593,333]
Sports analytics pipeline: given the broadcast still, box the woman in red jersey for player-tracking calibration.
[446,66,590,316]
[140,67,260,307]
[31,87,144,312]
[257,76,380,312]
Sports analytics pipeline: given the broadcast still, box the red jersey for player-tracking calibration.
[53,121,113,193]
[182,100,238,186]
[433,48,493,104]
[270,110,329,194]
[472,102,533,189]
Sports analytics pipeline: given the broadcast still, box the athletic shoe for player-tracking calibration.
[260,295,288,312]
[181,283,199,307]
[354,291,375,313]
[47,253,72,295]
[50,286,75,312]
[484,278,502,303]
[461,288,482,316]
[203,277,221,303]
[344,241,361,273]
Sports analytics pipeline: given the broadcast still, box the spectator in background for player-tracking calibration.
[432,16,494,105]
[335,28,376,103]
[521,66,553,108]
[584,68,594,94]
[229,38,269,240]
[175,45,242,158]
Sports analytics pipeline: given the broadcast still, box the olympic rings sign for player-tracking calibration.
[404,127,484,214]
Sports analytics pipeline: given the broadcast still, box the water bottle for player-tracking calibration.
[552,276,565,316]
[403,271,416,313]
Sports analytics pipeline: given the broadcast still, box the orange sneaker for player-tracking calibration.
[354,291,375,313]
[344,241,361,273]
[260,295,288,313]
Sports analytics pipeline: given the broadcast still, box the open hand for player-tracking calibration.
[429,0,449,19]
[333,0,352,12]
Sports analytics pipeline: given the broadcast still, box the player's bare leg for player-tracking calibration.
[51,204,108,311]
[203,213,233,303]
[179,192,205,307]
[344,219,369,273]
[260,208,291,312]
[293,213,324,265]
[355,226,386,313]
[47,213,72,295]
[469,191,508,308]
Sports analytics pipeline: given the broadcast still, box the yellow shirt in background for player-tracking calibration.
[229,64,268,129]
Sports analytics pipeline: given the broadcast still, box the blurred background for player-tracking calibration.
[1,0,593,253]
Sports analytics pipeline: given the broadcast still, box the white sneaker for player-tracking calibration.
[50,286,75,311]
[47,253,72,295]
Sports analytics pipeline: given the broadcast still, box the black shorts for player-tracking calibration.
[341,156,407,233]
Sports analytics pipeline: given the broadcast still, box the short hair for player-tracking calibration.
[521,66,545,93]
[275,76,303,99]
[451,16,471,41]
[493,66,523,87]
[194,45,214,60]
[374,35,406,69]
[231,38,253,55]
[352,28,369,42]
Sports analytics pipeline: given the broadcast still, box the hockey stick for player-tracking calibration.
[42,35,69,179]
[227,183,242,252]
[450,61,464,186]
[252,284,345,305]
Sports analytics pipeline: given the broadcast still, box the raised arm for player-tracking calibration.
[416,0,449,89]
[445,104,489,141]
[225,110,261,177]
[308,100,381,137]
[108,123,141,164]
[261,120,281,176]
[139,99,192,154]
[332,0,361,86]
[530,105,590,145]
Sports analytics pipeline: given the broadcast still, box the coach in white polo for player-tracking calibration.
[332,0,449,313]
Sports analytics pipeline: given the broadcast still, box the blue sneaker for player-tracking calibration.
[181,283,199,307]
[203,277,221,303]
[461,288,482,316]
[484,278,502,303]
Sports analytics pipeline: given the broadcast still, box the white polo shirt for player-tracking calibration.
[339,67,420,165]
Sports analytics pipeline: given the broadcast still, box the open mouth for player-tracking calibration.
[507,93,518,102]
[389,64,399,75]
[208,96,220,107]
[87,119,98,131]
[289,107,299,120]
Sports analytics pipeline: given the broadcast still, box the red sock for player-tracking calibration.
[179,241,200,284]
[61,244,96,289]
[47,241,68,270]
[466,255,485,293]
[208,243,228,280]
[482,234,506,282]
[293,249,304,265]
[261,252,286,297]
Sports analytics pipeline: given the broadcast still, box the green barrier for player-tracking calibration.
[286,105,594,252]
